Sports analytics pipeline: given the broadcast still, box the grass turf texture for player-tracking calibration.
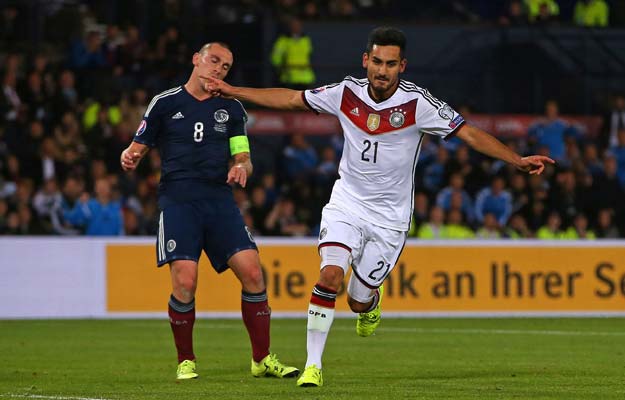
[1,318,624,400]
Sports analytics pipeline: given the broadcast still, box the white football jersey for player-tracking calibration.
[303,76,465,231]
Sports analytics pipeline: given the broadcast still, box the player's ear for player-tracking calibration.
[399,58,407,73]
[362,52,369,68]
[192,52,200,67]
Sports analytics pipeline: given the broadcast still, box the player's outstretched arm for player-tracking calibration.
[120,142,149,171]
[456,124,555,175]
[202,75,308,111]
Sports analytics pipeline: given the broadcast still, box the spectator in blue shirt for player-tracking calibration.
[610,129,625,188]
[528,100,578,162]
[436,172,474,223]
[475,175,513,226]
[283,133,318,180]
[64,177,123,235]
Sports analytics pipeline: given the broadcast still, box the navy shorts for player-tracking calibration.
[156,198,257,272]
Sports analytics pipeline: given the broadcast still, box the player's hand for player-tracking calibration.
[517,155,555,175]
[227,164,248,187]
[121,149,141,171]
[200,75,234,98]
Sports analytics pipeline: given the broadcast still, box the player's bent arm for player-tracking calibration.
[232,152,253,177]
[120,141,149,171]
[455,124,523,168]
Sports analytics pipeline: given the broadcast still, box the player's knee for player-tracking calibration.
[243,265,264,287]
[318,265,344,291]
[347,296,370,313]
[174,276,197,297]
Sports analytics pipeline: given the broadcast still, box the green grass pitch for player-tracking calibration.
[1,318,624,399]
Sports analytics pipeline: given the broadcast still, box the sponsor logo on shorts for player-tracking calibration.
[167,239,176,252]
[214,109,229,123]
[319,227,327,240]
[135,120,147,136]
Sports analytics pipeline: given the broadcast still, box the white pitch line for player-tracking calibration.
[122,321,625,337]
[372,327,625,337]
[0,394,111,400]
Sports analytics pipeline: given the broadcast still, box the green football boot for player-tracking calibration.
[251,353,299,378]
[356,285,384,337]
[296,364,323,387]
[176,359,198,379]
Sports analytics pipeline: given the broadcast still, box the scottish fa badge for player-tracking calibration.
[367,113,380,131]
[214,109,229,123]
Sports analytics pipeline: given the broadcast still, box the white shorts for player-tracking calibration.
[318,204,407,289]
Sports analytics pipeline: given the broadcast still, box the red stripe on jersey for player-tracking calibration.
[340,87,417,135]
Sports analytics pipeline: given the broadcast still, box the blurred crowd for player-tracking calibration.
[0,0,624,238]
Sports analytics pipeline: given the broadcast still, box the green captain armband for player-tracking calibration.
[229,135,250,155]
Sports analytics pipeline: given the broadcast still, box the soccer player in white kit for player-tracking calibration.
[204,27,554,387]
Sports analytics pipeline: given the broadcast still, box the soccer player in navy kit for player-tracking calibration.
[120,42,298,380]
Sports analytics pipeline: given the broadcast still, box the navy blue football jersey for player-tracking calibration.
[133,86,248,208]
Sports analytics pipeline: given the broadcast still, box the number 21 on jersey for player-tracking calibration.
[361,139,378,163]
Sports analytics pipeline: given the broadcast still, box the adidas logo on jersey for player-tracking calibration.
[172,112,184,119]
[350,107,359,116]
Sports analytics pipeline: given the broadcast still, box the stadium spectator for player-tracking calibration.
[549,168,582,227]
[316,145,339,185]
[526,0,560,23]
[69,30,109,70]
[536,211,564,239]
[264,196,309,236]
[282,133,318,179]
[594,154,625,214]
[410,191,430,236]
[504,213,532,238]
[528,100,578,162]
[418,205,447,239]
[63,177,123,236]
[574,0,609,27]
[595,208,620,238]
[563,213,595,239]
[0,198,7,232]
[436,172,474,222]
[249,186,271,235]
[476,212,502,239]
[582,143,604,177]
[508,172,530,215]
[600,94,625,152]
[499,0,528,25]
[270,17,315,89]
[610,129,625,187]
[475,176,513,226]
[32,178,62,234]
[445,208,475,239]
[423,145,449,195]
[119,42,298,381]
[49,175,84,235]
[1,70,21,123]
